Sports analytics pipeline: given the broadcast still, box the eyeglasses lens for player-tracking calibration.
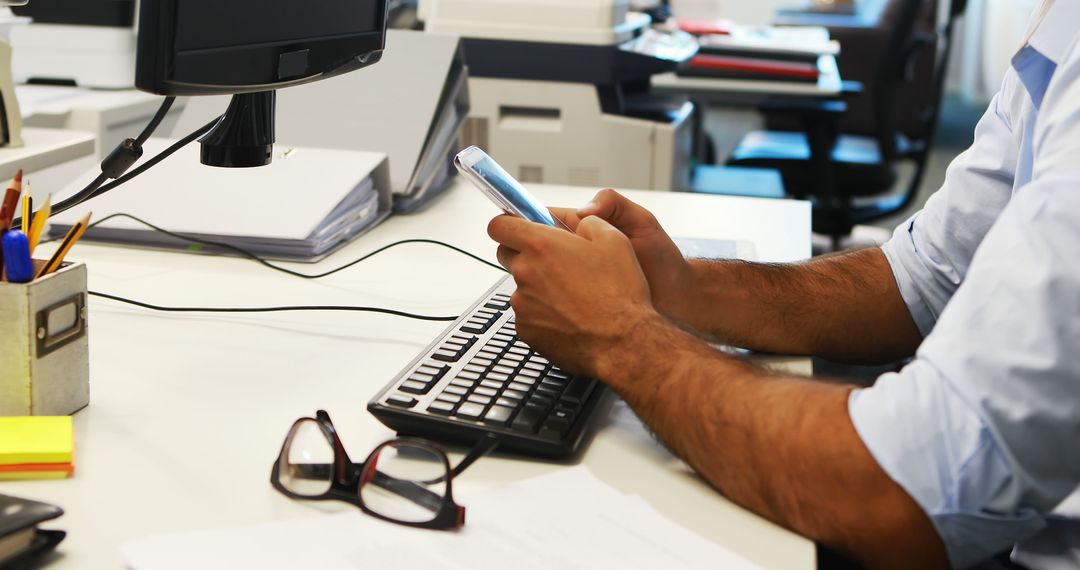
[279,419,334,497]
[359,442,449,524]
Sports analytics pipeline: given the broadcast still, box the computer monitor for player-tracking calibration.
[135,0,389,167]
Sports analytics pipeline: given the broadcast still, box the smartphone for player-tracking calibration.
[454,146,570,230]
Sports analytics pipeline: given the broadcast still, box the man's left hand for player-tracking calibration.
[487,213,660,378]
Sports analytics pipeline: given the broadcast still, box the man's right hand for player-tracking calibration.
[555,189,696,325]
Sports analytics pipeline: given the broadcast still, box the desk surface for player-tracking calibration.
[0,180,814,569]
[0,127,95,182]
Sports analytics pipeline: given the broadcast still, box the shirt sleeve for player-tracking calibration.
[879,70,1024,337]
[851,42,1080,569]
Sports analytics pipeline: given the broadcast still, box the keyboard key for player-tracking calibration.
[431,337,477,363]
[503,389,528,400]
[386,394,417,408]
[456,371,482,381]
[491,365,516,375]
[529,394,554,408]
[523,361,547,372]
[495,397,520,408]
[502,352,525,363]
[488,339,510,349]
[449,378,475,389]
[479,379,504,390]
[511,404,547,433]
[486,372,511,383]
[470,357,494,368]
[518,368,542,379]
[539,416,572,440]
[436,393,463,404]
[417,364,449,378]
[535,386,560,399]
[484,405,515,426]
[474,386,498,398]
[467,394,493,406]
[559,377,594,404]
[443,385,468,396]
[428,401,455,415]
[463,364,487,374]
[493,333,514,343]
[477,349,500,360]
[539,379,565,391]
[508,346,530,356]
[487,295,512,310]
[399,380,432,394]
[547,369,571,381]
[456,402,486,420]
[507,381,531,393]
[513,376,538,387]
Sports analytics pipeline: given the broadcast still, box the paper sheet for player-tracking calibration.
[122,466,760,570]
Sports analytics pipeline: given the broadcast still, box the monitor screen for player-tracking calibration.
[136,0,388,96]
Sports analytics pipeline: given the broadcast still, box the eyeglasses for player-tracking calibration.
[270,410,498,530]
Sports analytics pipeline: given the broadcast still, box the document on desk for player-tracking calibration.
[122,466,760,570]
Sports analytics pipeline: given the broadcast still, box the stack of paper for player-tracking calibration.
[122,466,761,570]
[0,416,74,480]
[48,139,391,261]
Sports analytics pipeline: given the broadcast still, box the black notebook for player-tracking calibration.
[0,494,65,568]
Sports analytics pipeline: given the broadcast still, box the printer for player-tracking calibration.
[420,0,699,192]
[11,0,137,88]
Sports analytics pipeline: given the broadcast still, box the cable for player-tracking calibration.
[51,212,508,277]
[89,291,459,321]
[76,213,505,320]
[88,118,219,201]
[10,99,219,228]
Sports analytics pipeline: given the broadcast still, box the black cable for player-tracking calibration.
[89,291,459,321]
[75,213,505,320]
[88,118,219,201]
[135,97,175,145]
[10,97,215,228]
[54,212,508,276]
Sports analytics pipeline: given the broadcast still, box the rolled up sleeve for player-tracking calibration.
[853,40,1080,568]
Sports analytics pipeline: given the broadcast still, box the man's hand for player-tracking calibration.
[566,189,697,325]
[487,212,659,377]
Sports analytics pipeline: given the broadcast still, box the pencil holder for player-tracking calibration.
[0,261,89,416]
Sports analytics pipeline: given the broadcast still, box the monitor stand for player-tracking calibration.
[199,90,275,168]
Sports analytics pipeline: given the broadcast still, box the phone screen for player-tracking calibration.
[461,149,559,227]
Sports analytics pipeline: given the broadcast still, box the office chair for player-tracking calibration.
[724,0,967,243]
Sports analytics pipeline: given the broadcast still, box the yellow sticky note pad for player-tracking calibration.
[0,416,74,465]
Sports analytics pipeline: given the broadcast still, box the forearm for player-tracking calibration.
[665,248,921,364]
[597,315,947,569]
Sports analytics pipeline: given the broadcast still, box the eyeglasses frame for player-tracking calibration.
[270,409,496,530]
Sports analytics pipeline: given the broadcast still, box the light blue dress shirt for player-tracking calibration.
[848,1,1080,568]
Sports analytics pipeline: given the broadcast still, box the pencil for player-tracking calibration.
[21,181,31,234]
[27,194,51,254]
[36,211,91,278]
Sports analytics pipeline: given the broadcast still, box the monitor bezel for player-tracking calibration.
[135,0,388,96]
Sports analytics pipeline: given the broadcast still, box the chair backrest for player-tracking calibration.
[873,0,966,158]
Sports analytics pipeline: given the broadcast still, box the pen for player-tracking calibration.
[2,230,33,283]
[0,170,23,274]
[36,212,91,278]
[20,181,31,234]
[27,194,51,254]
[0,169,23,231]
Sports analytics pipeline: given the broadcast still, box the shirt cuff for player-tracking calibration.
[880,219,937,338]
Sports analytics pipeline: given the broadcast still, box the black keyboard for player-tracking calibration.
[367,275,607,458]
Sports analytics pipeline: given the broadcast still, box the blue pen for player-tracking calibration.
[2,230,33,283]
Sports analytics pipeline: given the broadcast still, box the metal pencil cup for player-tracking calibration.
[0,261,89,416]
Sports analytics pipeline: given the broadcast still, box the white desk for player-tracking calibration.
[0,180,815,569]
